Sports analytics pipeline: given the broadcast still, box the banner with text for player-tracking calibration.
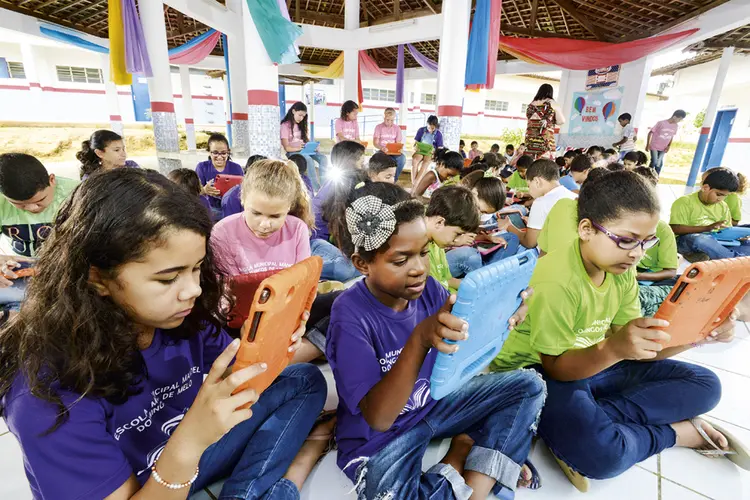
[568,87,623,137]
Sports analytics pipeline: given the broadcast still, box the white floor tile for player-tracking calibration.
[0,434,32,500]
[0,416,8,435]
[703,366,750,431]
[738,322,750,341]
[660,420,750,500]
[679,338,750,378]
[637,453,659,474]
[188,488,216,500]
[661,479,714,499]
[299,452,356,500]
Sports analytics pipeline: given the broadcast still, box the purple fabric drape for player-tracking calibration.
[396,44,405,104]
[121,0,152,77]
[407,43,438,72]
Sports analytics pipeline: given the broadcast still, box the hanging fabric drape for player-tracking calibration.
[275,0,300,62]
[107,0,131,84]
[169,29,221,65]
[467,0,502,90]
[465,0,491,86]
[359,51,396,76]
[396,44,405,104]
[39,25,109,53]
[121,0,152,77]
[244,0,303,64]
[406,44,438,72]
[306,51,395,78]
[306,52,345,78]
[498,29,699,70]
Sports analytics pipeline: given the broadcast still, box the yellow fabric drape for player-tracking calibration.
[305,52,344,78]
[108,0,132,85]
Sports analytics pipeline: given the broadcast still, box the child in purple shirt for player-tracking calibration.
[326,181,545,499]
[0,169,330,500]
[196,133,244,220]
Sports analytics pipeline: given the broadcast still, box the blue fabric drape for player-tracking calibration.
[464,0,491,86]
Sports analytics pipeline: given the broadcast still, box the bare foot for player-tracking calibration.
[737,293,750,322]
[283,416,336,490]
[517,464,533,488]
[441,434,474,476]
[672,418,729,451]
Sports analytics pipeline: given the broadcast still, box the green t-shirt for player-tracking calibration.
[491,239,641,371]
[0,177,78,257]
[725,192,743,223]
[638,220,678,273]
[669,191,731,229]
[538,198,578,254]
[427,241,456,294]
[507,171,529,193]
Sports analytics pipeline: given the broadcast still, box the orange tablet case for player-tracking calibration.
[231,256,323,402]
[3,267,35,279]
[385,143,404,155]
[653,257,750,348]
[463,158,473,167]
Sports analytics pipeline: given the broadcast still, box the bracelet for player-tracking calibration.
[151,465,199,490]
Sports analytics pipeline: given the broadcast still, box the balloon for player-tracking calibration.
[602,101,616,120]
[574,96,586,113]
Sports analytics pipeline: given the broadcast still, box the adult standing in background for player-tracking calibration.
[525,84,566,159]
[646,110,686,175]
[281,102,329,192]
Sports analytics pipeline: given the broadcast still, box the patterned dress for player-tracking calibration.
[525,100,557,159]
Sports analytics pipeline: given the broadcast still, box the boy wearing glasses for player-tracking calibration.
[492,170,742,491]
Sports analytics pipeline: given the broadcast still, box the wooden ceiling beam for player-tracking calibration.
[500,22,576,39]
[167,25,210,40]
[33,0,63,11]
[394,0,400,16]
[294,8,345,25]
[548,0,607,41]
[368,7,436,26]
[423,0,436,14]
[49,0,88,16]
[529,0,540,31]
[700,41,750,50]
[636,0,730,40]
[0,2,102,36]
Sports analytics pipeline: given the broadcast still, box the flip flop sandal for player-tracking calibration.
[495,459,542,500]
[551,451,589,493]
[691,417,750,470]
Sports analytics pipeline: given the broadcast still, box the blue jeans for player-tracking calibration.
[0,278,28,312]
[446,233,521,278]
[677,233,750,260]
[390,154,407,180]
[535,359,720,479]
[649,150,666,175]
[191,364,327,499]
[356,370,545,499]
[289,153,329,193]
[310,238,361,282]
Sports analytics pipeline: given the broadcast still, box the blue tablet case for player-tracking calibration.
[714,227,750,247]
[430,249,538,400]
[299,142,320,155]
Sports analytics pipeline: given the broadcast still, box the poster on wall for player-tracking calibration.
[585,66,620,90]
[568,87,623,137]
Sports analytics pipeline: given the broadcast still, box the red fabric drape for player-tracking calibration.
[499,29,698,70]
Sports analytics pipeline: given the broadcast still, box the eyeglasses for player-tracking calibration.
[210,151,229,157]
[591,221,659,251]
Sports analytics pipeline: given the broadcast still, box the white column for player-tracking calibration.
[138,0,181,172]
[435,0,471,150]
[557,70,571,134]
[309,80,317,140]
[101,53,124,137]
[686,46,734,189]
[227,28,249,154]
[399,84,408,134]
[179,66,196,151]
[242,0,280,158]
[343,49,359,102]
[620,57,654,138]
[345,0,359,30]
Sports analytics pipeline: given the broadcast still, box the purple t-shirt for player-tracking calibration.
[195,159,244,209]
[327,277,448,479]
[311,180,335,241]
[2,326,232,499]
[649,119,680,152]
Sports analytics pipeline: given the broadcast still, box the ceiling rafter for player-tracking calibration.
[548,0,607,41]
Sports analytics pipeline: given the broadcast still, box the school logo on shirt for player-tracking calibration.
[575,317,612,348]
[2,223,53,257]
[401,378,431,415]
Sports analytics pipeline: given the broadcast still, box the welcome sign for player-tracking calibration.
[568,87,623,137]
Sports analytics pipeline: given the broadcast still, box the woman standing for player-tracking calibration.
[281,102,329,192]
[525,84,565,159]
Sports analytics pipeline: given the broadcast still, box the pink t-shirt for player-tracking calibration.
[211,213,311,277]
[280,121,304,147]
[649,119,679,152]
[335,118,360,142]
[468,149,482,160]
[373,123,403,147]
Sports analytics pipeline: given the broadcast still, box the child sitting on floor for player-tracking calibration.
[501,159,576,249]
[490,144,501,154]
[412,115,444,184]
[670,168,749,259]
[0,169,331,500]
[723,170,747,226]
[506,155,532,198]
[327,181,545,499]
[622,151,640,170]
[559,154,592,193]
[335,100,361,143]
[196,133,244,221]
[492,170,748,492]
[412,150,462,200]
[459,139,467,159]
[221,154,267,219]
[168,168,211,214]
[366,152,398,183]
[469,141,482,160]
[373,107,407,179]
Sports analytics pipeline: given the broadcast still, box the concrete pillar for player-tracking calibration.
[101,53,124,137]
[223,74,233,144]
[138,0,181,173]
[557,70,571,134]
[343,49,359,102]
[179,66,196,151]
[399,84,408,134]
[227,29,250,154]
[309,80,316,140]
[435,0,471,150]
[620,57,654,138]
[20,44,42,93]
[242,0,280,158]
[686,47,734,191]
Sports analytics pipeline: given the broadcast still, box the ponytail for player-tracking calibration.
[76,129,123,179]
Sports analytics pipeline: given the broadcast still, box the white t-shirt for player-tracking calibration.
[619,123,636,152]
[527,185,578,231]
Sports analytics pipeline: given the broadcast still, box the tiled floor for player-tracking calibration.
[2,185,749,499]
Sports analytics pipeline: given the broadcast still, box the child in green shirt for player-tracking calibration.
[493,170,746,490]
[670,169,748,259]
[0,153,78,313]
[424,186,480,293]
